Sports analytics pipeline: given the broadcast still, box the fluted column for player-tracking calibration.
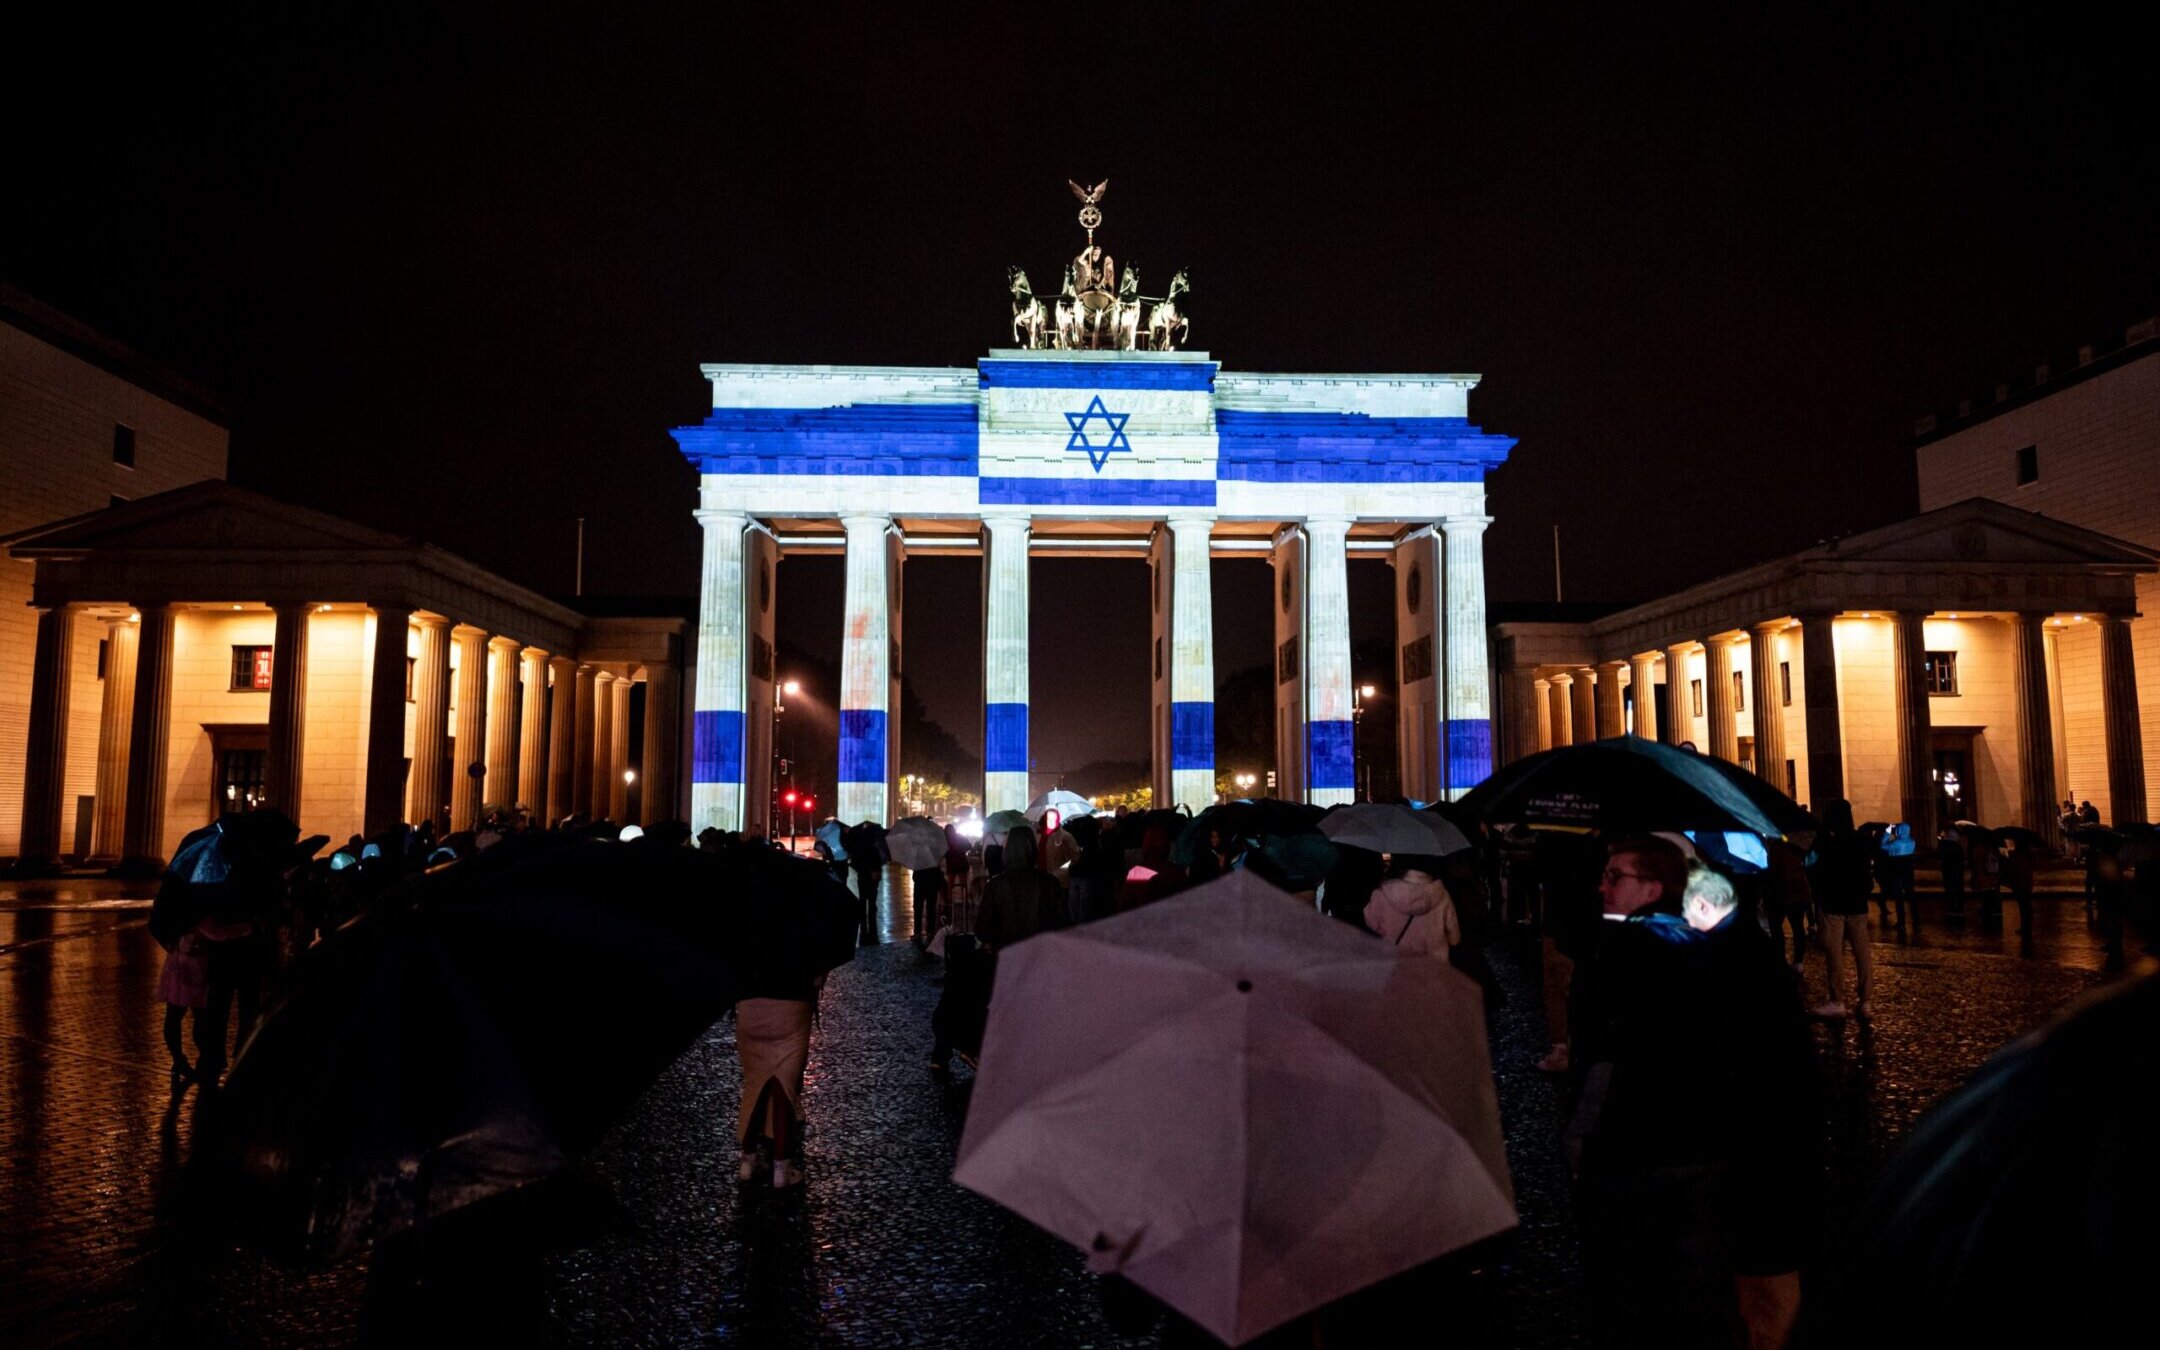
[451,625,489,830]
[838,514,894,825]
[363,606,412,836]
[1531,677,1552,754]
[1748,622,1788,789]
[1547,674,1574,748]
[1439,515,1494,796]
[1594,661,1627,739]
[91,618,139,860]
[1662,644,1691,746]
[1891,611,1934,838]
[408,616,452,831]
[589,671,616,821]
[1569,667,1598,746]
[2099,613,2147,827]
[1152,516,1217,813]
[546,655,577,824]
[641,660,681,825]
[1628,654,1659,741]
[16,604,79,868]
[982,515,1031,813]
[609,675,632,822]
[264,602,311,820]
[517,647,548,817]
[2010,613,2061,848]
[483,636,520,812]
[1301,518,1354,806]
[120,604,177,871]
[572,664,596,816]
[1705,638,1738,764]
[1797,613,1842,808]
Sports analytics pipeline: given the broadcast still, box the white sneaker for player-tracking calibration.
[771,1159,802,1189]
[1812,1001,1848,1019]
[738,1149,760,1182]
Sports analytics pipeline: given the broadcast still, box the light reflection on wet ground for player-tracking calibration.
[0,873,2130,1347]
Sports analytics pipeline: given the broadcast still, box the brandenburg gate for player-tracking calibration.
[674,186,1515,831]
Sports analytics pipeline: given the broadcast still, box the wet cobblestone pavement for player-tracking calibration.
[0,872,2123,1347]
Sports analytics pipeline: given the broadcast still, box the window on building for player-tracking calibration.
[1786,759,1798,798]
[406,655,417,702]
[218,748,268,811]
[2015,444,2039,486]
[1690,678,1704,718]
[97,638,109,680]
[1733,670,1746,712]
[1779,660,1792,707]
[1924,650,1958,695]
[230,644,274,691]
[112,423,136,467]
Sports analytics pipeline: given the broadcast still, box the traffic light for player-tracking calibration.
[801,796,814,811]
[782,790,798,805]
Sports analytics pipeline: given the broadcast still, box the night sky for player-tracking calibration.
[10,6,2158,773]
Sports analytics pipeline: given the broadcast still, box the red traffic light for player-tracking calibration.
[802,796,814,810]
[782,790,798,805]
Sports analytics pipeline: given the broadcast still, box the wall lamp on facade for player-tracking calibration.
[782,679,802,696]
[623,769,637,785]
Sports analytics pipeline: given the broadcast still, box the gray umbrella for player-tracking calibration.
[1318,802,1471,857]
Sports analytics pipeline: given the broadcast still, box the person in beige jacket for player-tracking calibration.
[1361,854,1462,960]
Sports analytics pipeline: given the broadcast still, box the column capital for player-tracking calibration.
[839,511,896,532]
[1301,515,1353,535]
[548,653,576,673]
[692,505,750,528]
[1597,658,1628,674]
[1752,618,1792,636]
[488,633,522,653]
[1549,671,1574,686]
[1439,514,1495,532]
[412,612,449,631]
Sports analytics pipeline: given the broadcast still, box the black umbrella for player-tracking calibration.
[1994,825,2050,850]
[1834,973,2160,1343]
[1170,799,1324,866]
[1459,736,1815,838]
[191,834,859,1261]
[149,809,301,946]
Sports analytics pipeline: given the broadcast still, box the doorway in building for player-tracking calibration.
[1931,729,1977,827]
[205,724,271,820]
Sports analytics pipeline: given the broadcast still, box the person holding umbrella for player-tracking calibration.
[1362,853,1461,961]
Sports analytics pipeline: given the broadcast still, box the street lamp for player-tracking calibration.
[1234,771,1257,795]
[1353,682,1383,801]
[773,677,803,851]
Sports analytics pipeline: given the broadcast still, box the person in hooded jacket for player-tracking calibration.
[1363,853,1462,959]
[1878,822,1919,933]
[976,827,1070,952]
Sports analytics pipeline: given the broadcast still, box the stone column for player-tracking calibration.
[609,675,632,822]
[451,625,489,830]
[1748,622,1788,789]
[1532,677,1552,754]
[1704,638,1738,763]
[1302,518,1355,806]
[1569,667,1598,746]
[1891,611,1935,838]
[264,602,311,820]
[1547,674,1574,749]
[589,671,616,820]
[1628,654,1659,741]
[572,664,596,816]
[641,659,681,825]
[1662,643,1691,746]
[1595,661,1627,739]
[16,604,78,868]
[408,616,452,831]
[1148,517,1216,813]
[517,647,548,818]
[1797,613,1843,809]
[1270,525,1309,797]
[838,514,894,825]
[546,655,577,824]
[1440,515,1494,796]
[1392,526,1443,800]
[362,606,412,836]
[2099,613,2148,827]
[91,618,139,861]
[120,604,177,871]
[690,509,751,831]
[982,515,1032,813]
[483,636,520,813]
[2010,612,2061,848]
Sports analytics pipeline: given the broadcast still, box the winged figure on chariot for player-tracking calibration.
[1006,179,1191,351]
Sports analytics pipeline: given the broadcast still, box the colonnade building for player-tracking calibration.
[5,483,687,870]
[1494,499,2152,846]
[673,350,1515,833]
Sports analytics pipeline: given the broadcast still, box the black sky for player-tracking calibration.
[9,4,2159,771]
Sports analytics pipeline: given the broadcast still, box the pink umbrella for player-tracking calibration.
[952,870,1515,1344]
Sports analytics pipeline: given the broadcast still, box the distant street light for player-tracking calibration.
[623,769,637,785]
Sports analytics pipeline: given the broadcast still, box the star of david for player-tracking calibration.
[1063,395,1132,472]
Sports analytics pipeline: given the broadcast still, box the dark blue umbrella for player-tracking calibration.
[1459,736,1815,838]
